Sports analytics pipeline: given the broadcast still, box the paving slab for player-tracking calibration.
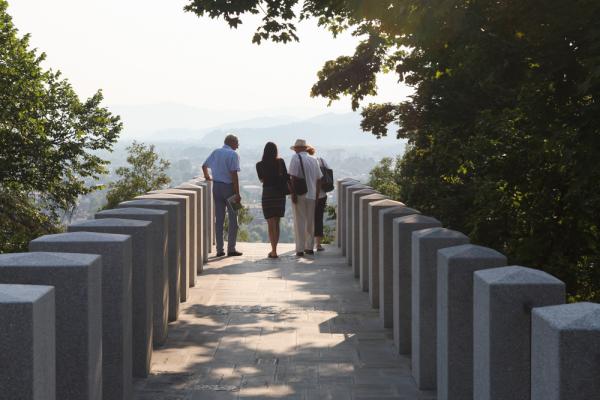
[134,243,434,400]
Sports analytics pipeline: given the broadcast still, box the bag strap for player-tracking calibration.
[298,154,307,179]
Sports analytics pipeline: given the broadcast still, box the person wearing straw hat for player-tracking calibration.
[288,138,323,256]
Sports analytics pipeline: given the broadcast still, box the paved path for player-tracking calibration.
[134,243,436,399]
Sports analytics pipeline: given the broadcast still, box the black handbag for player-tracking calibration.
[277,160,291,195]
[292,154,308,196]
[319,157,334,192]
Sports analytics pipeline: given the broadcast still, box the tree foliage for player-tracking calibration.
[185,0,600,300]
[367,156,402,200]
[104,141,171,210]
[0,1,121,253]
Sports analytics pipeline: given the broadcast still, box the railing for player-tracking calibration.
[0,178,214,400]
[1,176,597,400]
[336,177,599,400]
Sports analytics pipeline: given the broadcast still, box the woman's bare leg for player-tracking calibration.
[267,217,277,256]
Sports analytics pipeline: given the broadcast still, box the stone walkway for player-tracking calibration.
[134,243,436,400]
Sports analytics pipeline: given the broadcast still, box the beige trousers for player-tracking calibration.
[292,195,316,253]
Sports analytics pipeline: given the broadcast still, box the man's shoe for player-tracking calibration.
[227,251,243,257]
[295,252,304,257]
[304,249,315,255]
[216,251,226,257]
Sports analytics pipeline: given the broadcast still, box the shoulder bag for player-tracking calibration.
[277,159,291,195]
[319,157,334,192]
[292,154,308,196]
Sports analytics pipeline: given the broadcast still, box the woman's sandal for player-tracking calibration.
[316,246,325,252]
[268,252,279,259]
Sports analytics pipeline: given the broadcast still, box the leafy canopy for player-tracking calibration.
[185,0,600,301]
[0,0,121,252]
[104,141,171,210]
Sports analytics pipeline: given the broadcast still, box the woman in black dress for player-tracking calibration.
[256,142,288,258]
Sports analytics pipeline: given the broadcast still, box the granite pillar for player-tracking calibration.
[151,189,197,287]
[411,228,469,390]
[531,302,600,400]
[378,206,420,328]
[473,266,565,400]
[0,284,55,400]
[336,178,355,247]
[437,244,507,400]
[118,199,181,322]
[392,214,441,353]
[368,199,404,308]
[0,251,104,400]
[358,193,387,291]
[345,184,369,265]
[96,207,169,347]
[191,178,213,252]
[178,182,206,268]
[351,189,378,277]
[66,219,152,378]
[138,193,189,302]
[188,178,212,256]
[336,178,353,247]
[339,179,359,255]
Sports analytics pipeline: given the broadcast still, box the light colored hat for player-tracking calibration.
[290,138,311,150]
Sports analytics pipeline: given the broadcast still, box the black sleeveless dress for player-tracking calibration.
[256,159,288,219]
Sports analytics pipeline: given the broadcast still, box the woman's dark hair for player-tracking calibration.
[262,142,278,162]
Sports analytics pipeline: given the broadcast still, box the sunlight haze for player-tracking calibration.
[8,0,409,123]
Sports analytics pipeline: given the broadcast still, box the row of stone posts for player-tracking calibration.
[0,178,214,400]
[336,177,600,400]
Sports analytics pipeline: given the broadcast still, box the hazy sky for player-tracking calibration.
[8,0,410,117]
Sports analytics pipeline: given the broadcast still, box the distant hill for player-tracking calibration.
[201,112,396,148]
[109,102,400,149]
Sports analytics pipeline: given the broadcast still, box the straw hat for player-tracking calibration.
[290,138,311,150]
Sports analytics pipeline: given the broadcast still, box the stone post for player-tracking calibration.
[138,193,189,302]
[358,193,387,291]
[0,251,104,400]
[378,206,420,328]
[351,189,378,277]
[437,244,507,400]
[345,184,369,265]
[66,219,152,378]
[531,302,600,400]
[118,199,181,322]
[189,178,212,255]
[339,179,359,255]
[0,284,55,400]
[411,228,469,390]
[392,214,441,353]
[178,182,206,268]
[151,189,197,287]
[368,199,404,308]
[96,207,169,347]
[336,178,355,247]
[473,266,565,400]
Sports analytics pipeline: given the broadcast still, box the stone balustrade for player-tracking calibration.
[334,177,596,400]
[0,178,212,400]
[1,174,597,399]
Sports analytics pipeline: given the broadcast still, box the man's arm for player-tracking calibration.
[230,170,241,203]
[202,165,212,181]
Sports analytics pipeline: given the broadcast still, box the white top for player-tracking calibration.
[289,151,323,200]
[315,157,329,199]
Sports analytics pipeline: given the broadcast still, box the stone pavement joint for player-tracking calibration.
[134,242,436,400]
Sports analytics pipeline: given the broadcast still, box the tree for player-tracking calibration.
[104,141,171,209]
[368,156,402,200]
[184,1,600,301]
[0,1,121,253]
